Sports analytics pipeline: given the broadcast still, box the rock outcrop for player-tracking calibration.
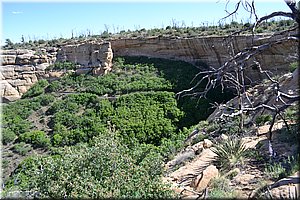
[110,31,298,81]
[56,41,113,75]
[1,31,297,101]
[1,41,113,101]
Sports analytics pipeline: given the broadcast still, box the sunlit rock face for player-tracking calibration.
[1,41,113,101]
[56,41,113,74]
[1,31,297,102]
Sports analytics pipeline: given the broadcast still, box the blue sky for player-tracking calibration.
[1,1,291,44]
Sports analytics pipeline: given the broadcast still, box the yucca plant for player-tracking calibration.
[211,137,247,172]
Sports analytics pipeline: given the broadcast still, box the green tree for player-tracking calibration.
[4,134,175,199]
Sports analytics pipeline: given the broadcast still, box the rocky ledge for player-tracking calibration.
[1,41,113,101]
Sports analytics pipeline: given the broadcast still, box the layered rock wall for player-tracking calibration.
[56,41,113,75]
[1,33,297,101]
[110,33,298,81]
[1,41,113,101]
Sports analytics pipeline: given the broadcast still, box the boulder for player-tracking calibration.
[190,165,219,192]
[203,139,213,148]
[0,80,20,97]
[234,174,255,185]
[17,85,28,94]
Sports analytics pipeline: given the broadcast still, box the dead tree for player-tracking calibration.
[177,0,299,157]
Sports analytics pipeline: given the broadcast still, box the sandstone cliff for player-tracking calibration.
[110,32,298,81]
[1,32,297,101]
[1,41,113,101]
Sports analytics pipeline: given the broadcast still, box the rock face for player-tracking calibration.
[56,41,113,75]
[1,41,113,101]
[190,165,219,192]
[1,32,297,101]
[110,32,298,81]
[0,49,55,101]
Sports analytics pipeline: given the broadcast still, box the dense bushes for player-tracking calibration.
[2,56,235,198]
[112,91,184,146]
[4,134,175,199]
[19,130,51,148]
[22,80,49,98]
[46,61,76,71]
[2,129,17,145]
[46,91,184,147]
[50,58,173,95]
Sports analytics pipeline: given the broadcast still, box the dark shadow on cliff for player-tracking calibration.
[118,56,235,127]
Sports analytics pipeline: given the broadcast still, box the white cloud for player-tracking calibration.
[12,11,23,14]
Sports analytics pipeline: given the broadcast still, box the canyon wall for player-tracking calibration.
[110,32,298,81]
[1,41,113,101]
[1,32,297,101]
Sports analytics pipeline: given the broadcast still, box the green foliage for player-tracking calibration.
[112,91,184,146]
[285,154,300,175]
[277,124,299,146]
[289,62,299,73]
[3,98,40,119]
[47,94,111,146]
[212,137,248,172]
[265,162,286,181]
[38,94,56,106]
[2,129,17,145]
[2,115,32,137]
[19,130,51,148]
[4,38,14,49]
[208,176,237,198]
[46,80,62,92]
[22,79,49,98]
[46,91,184,147]
[4,134,175,199]
[12,142,33,156]
[255,114,273,126]
[244,148,265,163]
[284,105,298,121]
[264,154,299,181]
[158,126,194,160]
[2,160,10,169]
[46,61,76,71]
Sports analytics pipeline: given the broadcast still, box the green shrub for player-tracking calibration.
[255,114,273,126]
[289,61,298,72]
[2,160,9,169]
[12,142,33,156]
[22,80,49,98]
[209,176,237,198]
[212,137,248,172]
[112,91,184,146]
[265,162,286,181]
[47,80,62,92]
[2,116,32,136]
[38,94,55,106]
[2,129,17,144]
[52,134,63,147]
[256,28,264,33]
[4,134,175,199]
[46,61,76,71]
[19,130,51,148]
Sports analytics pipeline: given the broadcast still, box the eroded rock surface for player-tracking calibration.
[110,31,298,81]
[1,41,113,100]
